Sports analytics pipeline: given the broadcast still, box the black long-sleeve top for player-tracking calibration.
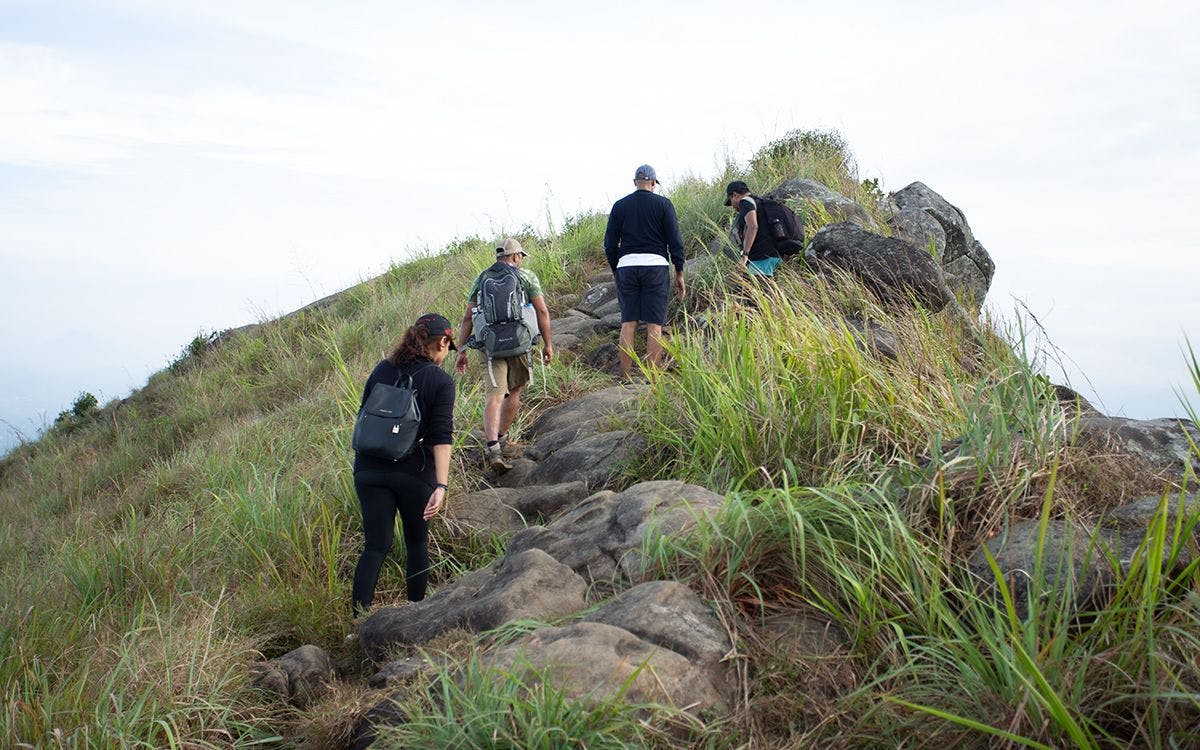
[603,189,686,273]
[352,356,455,481]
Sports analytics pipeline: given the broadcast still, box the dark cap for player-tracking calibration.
[414,312,457,350]
[634,164,658,184]
[724,180,750,206]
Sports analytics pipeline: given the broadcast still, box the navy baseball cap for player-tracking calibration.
[415,312,457,350]
[634,164,658,184]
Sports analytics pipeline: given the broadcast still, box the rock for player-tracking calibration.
[448,487,527,535]
[550,315,605,339]
[483,621,727,712]
[966,519,1114,620]
[586,343,623,377]
[368,654,438,689]
[358,548,588,662]
[250,644,335,708]
[349,692,407,750]
[527,385,647,437]
[575,282,618,316]
[843,315,898,361]
[770,178,875,229]
[760,611,848,657]
[1054,384,1104,419]
[891,182,995,305]
[525,430,647,489]
[1075,415,1200,480]
[806,222,950,312]
[1102,493,1200,574]
[509,481,592,520]
[497,457,538,488]
[557,293,581,310]
[587,270,615,285]
[525,424,601,462]
[888,206,946,261]
[593,298,622,319]
[507,480,725,585]
[598,312,623,331]
[583,581,731,666]
[553,332,582,353]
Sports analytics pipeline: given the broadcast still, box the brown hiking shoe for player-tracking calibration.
[486,443,512,473]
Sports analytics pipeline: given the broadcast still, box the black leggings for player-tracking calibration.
[352,470,431,614]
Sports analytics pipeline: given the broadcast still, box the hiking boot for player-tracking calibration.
[486,443,512,473]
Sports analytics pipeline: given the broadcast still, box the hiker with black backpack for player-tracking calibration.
[725,180,805,277]
[350,312,457,615]
[454,238,553,473]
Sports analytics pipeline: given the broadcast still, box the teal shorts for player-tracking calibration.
[747,256,782,277]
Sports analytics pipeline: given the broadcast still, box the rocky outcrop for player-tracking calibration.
[358,548,587,662]
[507,480,725,586]
[806,222,951,312]
[1075,415,1200,480]
[770,178,875,229]
[482,621,728,711]
[449,481,592,535]
[966,519,1113,620]
[890,182,994,306]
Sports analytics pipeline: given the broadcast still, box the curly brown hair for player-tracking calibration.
[388,323,447,366]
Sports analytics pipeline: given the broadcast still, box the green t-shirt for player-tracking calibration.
[467,265,544,306]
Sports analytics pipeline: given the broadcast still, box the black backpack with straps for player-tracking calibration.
[351,362,431,461]
[753,194,805,257]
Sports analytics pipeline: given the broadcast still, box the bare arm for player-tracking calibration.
[455,303,474,374]
[532,295,553,363]
[424,443,451,519]
[741,208,759,266]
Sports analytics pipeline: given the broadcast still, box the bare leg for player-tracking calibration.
[618,321,638,378]
[483,391,505,442]
[498,387,522,438]
[646,323,665,367]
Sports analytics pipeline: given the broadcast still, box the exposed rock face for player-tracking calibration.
[524,430,647,488]
[358,548,587,662]
[449,482,592,535]
[249,644,335,708]
[583,580,731,668]
[771,178,875,229]
[575,282,619,316]
[966,519,1114,620]
[482,621,728,711]
[843,315,899,361]
[806,222,950,312]
[507,480,726,585]
[1102,493,1200,574]
[890,182,995,305]
[1075,415,1200,480]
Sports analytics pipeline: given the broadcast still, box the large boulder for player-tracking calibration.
[583,580,731,668]
[482,621,728,712]
[449,482,593,534]
[770,178,875,229]
[358,548,587,662]
[527,385,648,437]
[507,480,725,585]
[1075,415,1200,481]
[525,430,647,489]
[890,182,995,305]
[574,282,618,316]
[806,222,951,312]
[966,519,1114,620]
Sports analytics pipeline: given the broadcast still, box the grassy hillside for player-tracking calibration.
[2,131,1198,748]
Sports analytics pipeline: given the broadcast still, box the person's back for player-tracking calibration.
[605,189,685,266]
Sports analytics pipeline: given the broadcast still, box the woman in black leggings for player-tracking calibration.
[351,312,457,615]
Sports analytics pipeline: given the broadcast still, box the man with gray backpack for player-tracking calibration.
[455,238,553,472]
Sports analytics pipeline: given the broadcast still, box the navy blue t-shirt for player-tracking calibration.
[603,189,686,272]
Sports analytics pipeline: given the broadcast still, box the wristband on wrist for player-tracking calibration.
[435,483,448,491]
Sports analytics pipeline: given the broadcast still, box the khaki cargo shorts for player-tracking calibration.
[480,354,531,396]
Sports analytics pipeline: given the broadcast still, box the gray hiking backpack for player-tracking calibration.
[468,262,541,384]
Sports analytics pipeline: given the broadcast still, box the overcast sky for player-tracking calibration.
[2,0,1198,453]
